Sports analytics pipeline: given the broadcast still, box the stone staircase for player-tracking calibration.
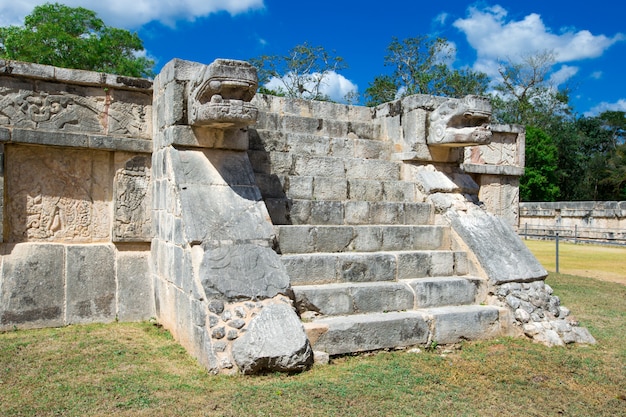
[249,96,504,356]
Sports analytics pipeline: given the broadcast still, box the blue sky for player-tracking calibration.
[1,0,624,115]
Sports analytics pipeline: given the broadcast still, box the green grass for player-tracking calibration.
[1,270,625,415]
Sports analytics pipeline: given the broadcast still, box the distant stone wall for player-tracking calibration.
[0,60,155,329]
[519,201,626,243]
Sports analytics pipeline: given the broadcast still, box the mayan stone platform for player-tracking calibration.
[0,58,595,375]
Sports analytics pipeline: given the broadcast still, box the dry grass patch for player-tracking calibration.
[524,239,626,284]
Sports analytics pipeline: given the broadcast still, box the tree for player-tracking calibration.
[490,50,572,127]
[0,3,153,78]
[250,42,348,101]
[364,36,489,106]
[520,126,560,201]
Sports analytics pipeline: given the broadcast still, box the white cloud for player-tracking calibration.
[585,99,626,116]
[265,71,358,103]
[0,0,264,28]
[453,5,624,78]
[434,12,448,26]
[590,71,603,80]
[549,65,579,86]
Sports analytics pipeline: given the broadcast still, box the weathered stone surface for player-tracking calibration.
[426,305,501,344]
[310,311,430,355]
[6,145,111,243]
[415,171,459,194]
[116,248,155,321]
[0,243,65,329]
[449,209,547,284]
[66,245,116,324]
[232,303,313,374]
[406,277,477,308]
[113,154,152,242]
[200,244,290,300]
[428,96,491,146]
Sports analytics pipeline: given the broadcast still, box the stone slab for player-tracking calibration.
[405,277,478,308]
[116,248,155,321]
[425,305,502,344]
[66,245,116,324]
[310,311,430,355]
[449,210,547,283]
[0,243,65,329]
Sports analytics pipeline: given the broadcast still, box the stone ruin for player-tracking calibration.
[0,58,595,374]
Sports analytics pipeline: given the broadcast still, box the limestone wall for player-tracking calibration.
[519,201,626,243]
[0,60,155,330]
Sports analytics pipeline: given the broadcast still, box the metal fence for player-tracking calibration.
[519,223,626,246]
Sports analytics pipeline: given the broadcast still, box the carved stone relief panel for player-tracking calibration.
[465,132,519,166]
[0,78,151,138]
[113,153,152,242]
[6,145,111,242]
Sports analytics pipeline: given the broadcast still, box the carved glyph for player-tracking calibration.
[188,59,258,128]
[113,155,151,241]
[7,145,111,242]
[0,84,150,137]
[428,95,492,146]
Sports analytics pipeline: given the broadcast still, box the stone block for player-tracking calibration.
[287,176,314,200]
[351,226,384,252]
[404,203,432,225]
[232,303,313,374]
[370,202,404,224]
[345,159,399,181]
[116,248,155,321]
[426,305,501,344]
[312,311,429,355]
[294,156,345,178]
[396,251,430,279]
[313,226,354,252]
[294,284,354,316]
[276,226,315,254]
[353,139,388,159]
[313,177,348,200]
[407,277,476,308]
[429,251,455,277]
[348,179,384,201]
[337,253,396,283]
[382,181,416,202]
[0,243,65,329]
[416,171,459,194]
[309,201,344,225]
[282,253,338,285]
[200,244,290,301]
[345,201,370,225]
[66,245,116,324]
[351,282,414,313]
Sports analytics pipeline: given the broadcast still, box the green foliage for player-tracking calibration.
[520,126,560,201]
[364,35,489,106]
[250,42,347,101]
[0,3,154,77]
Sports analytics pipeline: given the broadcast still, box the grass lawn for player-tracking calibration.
[523,239,626,284]
[1,243,625,416]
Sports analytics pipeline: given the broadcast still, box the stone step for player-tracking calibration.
[249,152,401,181]
[276,225,449,254]
[253,112,379,139]
[249,129,390,160]
[282,250,468,285]
[255,174,418,203]
[293,277,481,316]
[304,305,504,355]
[266,199,433,226]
